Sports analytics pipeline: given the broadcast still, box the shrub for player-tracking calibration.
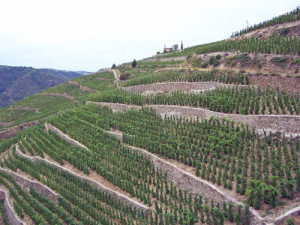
[216,54,222,60]
[120,73,130,80]
[213,60,220,67]
[209,56,216,65]
[132,59,137,68]
[231,61,237,67]
[286,218,295,225]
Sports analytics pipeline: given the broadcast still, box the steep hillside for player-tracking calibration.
[0,65,89,108]
[0,8,299,225]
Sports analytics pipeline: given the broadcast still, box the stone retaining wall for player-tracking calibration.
[0,166,58,203]
[0,189,24,225]
[45,123,88,150]
[0,121,39,140]
[87,102,300,136]
[106,131,264,224]
[122,82,241,95]
[15,144,149,213]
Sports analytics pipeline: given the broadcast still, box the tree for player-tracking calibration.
[111,64,116,69]
[181,42,183,51]
[132,59,137,68]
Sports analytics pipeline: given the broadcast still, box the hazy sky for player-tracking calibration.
[0,0,298,72]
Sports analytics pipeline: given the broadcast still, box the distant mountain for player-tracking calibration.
[40,68,92,79]
[0,65,90,108]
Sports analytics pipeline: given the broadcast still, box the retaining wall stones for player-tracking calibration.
[122,82,239,95]
[87,102,300,136]
[0,166,58,203]
[106,130,264,224]
[0,189,24,225]
[15,141,150,213]
[45,123,88,150]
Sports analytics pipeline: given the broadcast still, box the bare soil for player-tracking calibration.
[39,92,77,102]
[122,82,247,95]
[67,81,98,93]
[232,20,300,40]
[0,120,39,140]
[195,52,300,77]
[10,107,39,113]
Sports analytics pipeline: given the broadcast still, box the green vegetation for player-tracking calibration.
[120,60,184,70]
[0,95,76,126]
[73,71,115,91]
[0,71,115,128]
[89,87,299,115]
[160,36,300,58]
[0,198,10,225]
[40,105,300,210]
[0,121,247,225]
[44,83,91,101]
[121,70,249,87]
[231,7,300,37]
[0,65,83,108]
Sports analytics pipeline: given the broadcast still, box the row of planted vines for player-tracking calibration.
[231,7,300,37]
[89,87,300,115]
[161,36,300,58]
[63,105,299,210]
[0,124,250,225]
[121,70,250,87]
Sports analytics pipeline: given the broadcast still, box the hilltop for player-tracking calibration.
[0,7,299,225]
[0,65,90,108]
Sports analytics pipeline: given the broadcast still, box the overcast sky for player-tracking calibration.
[0,0,298,72]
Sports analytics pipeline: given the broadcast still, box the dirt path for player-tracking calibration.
[111,69,120,89]
[0,122,12,127]
[86,102,300,136]
[38,92,77,102]
[271,206,300,225]
[67,81,98,93]
[143,56,186,62]
[9,107,39,113]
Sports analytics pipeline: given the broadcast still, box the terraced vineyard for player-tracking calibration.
[0,8,300,225]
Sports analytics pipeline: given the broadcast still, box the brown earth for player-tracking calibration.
[10,107,39,113]
[194,52,300,76]
[249,74,300,94]
[0,120,39,140]
[232,20,300,40]
[122,82,248,95]
[38,92,77,102]
[67,81,98,93]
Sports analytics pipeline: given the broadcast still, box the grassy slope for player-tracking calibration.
[0,71,115,127]
[0,65,84,108]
